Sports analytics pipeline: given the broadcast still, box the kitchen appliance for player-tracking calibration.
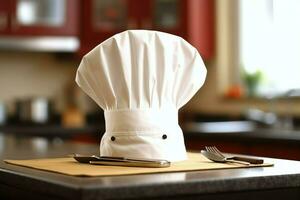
[15,97,53,125]
[0,101,6,125]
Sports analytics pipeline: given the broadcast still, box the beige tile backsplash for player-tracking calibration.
[0,52,97,115]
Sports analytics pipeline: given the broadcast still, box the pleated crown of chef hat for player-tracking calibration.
[76,30,206,162]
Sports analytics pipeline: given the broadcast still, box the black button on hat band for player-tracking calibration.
[111,136,116,141]
[162,134,167,139]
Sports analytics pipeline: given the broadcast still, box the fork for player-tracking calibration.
[205,146,264,164]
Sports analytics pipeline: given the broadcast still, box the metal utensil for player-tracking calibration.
[201,150,250,165]
[0,101,6,125]
[205,146,264,164]
[72,154,171,168]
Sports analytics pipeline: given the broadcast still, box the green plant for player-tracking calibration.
[242,69,263,97]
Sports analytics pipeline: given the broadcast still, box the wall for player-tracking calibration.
[0,51,95,115]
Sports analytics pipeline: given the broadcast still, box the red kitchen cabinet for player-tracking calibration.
[79,0,214,60]
[0,0,11,34]
[186,0,215,60]
[80,0,136,54]
[0,0,79,36]
[137,0,187,38]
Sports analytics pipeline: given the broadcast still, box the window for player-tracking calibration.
[239,0,300,97]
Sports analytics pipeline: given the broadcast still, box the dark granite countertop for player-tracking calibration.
[1,133,300,200]
[183,121,300,145]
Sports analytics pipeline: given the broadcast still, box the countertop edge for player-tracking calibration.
[1,164,300,199]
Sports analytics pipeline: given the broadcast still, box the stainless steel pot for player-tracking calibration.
[16,97,53,124]
[0,101,6,125]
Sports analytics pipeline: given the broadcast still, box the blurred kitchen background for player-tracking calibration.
[1,0,300,160]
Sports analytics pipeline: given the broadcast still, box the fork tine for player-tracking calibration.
[206,146,212,153]
[205,146,227,159]
[207,146,224,158]
[212,146,222,154]
[212,146,224,157]
[206,146,213,152]
[206,146,217,155]
[209,147,216,154]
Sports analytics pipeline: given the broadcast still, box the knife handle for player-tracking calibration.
[73,154,101,163]
[231,156,264,164]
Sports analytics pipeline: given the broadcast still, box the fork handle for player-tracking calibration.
[225,159,250,165]
[230,156,264,164]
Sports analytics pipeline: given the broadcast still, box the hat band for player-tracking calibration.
[102,108,187,161]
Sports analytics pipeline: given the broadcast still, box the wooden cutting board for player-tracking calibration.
[4,152,273,177]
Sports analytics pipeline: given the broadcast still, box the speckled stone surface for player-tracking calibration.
[1,132,300,200]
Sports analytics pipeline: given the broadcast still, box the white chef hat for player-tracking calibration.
[76,30,206,161]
